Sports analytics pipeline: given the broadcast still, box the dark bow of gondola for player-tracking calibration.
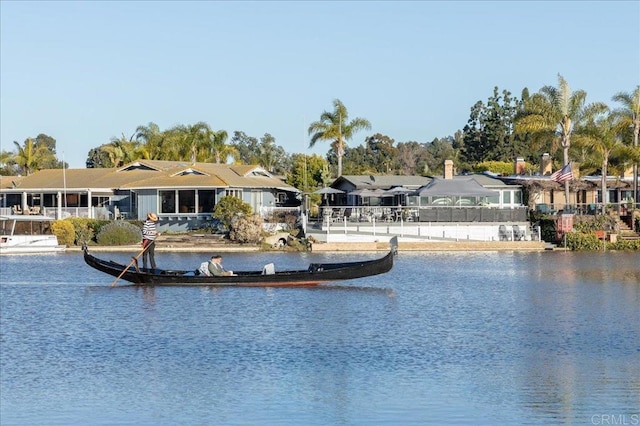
[83,237,397,287]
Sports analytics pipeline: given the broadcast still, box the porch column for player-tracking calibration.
[21,192,27,212]
[87,189,92,218]
[57,192,62,219]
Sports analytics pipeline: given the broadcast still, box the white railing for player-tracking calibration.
[313,218,537,242]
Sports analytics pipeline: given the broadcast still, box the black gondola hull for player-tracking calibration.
[83,238,397,287]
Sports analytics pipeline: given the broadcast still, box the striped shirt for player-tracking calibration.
[142,219,158,241]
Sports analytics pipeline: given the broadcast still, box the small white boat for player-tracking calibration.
[0,215,66,254]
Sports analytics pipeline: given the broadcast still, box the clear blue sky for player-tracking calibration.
[1,1,639,169]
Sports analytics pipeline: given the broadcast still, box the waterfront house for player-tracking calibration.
[0,160,301,232]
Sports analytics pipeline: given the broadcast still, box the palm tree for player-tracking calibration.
[0,150,14,168]
[168,122,211,163]
[206,129,238,164]
[135,122,165,160]
[612,86,640,203]
[575,110,630,212]
[13,138,41,175]
[257,133,278,172]
[308,99,371,177]
[103,134,138,167]
[515,74,607,205]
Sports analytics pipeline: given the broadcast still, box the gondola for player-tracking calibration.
[83,237,397,287]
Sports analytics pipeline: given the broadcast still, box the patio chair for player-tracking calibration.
[12,205,22,215]
[498,224,511,241]
[512,225,525,241]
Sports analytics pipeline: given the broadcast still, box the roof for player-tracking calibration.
[414,178,500,197]
[334,175,432,190]
[0,161,300,193]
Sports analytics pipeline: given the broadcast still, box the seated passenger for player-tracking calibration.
[208,255,234,276]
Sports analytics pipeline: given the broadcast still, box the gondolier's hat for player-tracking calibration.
[147,212,158,221]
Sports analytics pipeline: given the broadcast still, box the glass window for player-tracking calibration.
[198,190,215,213]
[43,194,56,207]
[178,190,195,213]
[225,189,243,199]
[514,190,522,204]
[160,190,176,214]
[504,191,512,204]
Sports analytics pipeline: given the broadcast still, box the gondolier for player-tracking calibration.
[142,212,159,270]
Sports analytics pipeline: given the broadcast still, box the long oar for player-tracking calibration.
[111,244,149,287]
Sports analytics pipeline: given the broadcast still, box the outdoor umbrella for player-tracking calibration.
[313,187,345,195]
[383,186,413,204]
[313,187,345,204]
[383,186,413,195]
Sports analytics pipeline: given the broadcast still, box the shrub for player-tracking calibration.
[52,220,75,247]
[96,221,142,245]
[564,231,603,251]
[212,196,253,230]
[229,214,264,244]
[64,218,111,245]
[608,239,640,251]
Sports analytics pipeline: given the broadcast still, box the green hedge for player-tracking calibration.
[51,218,140,246]
[96,221,142,245]
[564,231,640,251]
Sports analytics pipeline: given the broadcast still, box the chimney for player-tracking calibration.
[540,153,552,175]
[515,157,526,175]
[444,160,454,180]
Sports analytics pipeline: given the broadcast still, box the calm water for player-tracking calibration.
[1,250,639,425]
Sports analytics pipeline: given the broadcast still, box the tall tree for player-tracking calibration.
[396,141,429,176]
[102,134,138,167]
[231,131,260,164]
[575,109,630,212]
[256,133,289,173]
[461,87,525,165]
[424,137,457,176]
[168,122,211,163]
[135,122,165,160]
[206,129,237,164]
[308,99,371,177]
[515,74,607,205]
[13,138,43,175]
[363,133,398,174]
[611,86,640,202]
[286,153,328,192]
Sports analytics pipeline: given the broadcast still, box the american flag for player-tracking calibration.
[551,163,573,183]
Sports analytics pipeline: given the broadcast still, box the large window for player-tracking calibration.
[160,190,176,214]
[514,190,522,204]
[161,189,215,214]
[503,191,512,204]
[43,194,56,207]
[178,190,195,213]
[199,190,215,213]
